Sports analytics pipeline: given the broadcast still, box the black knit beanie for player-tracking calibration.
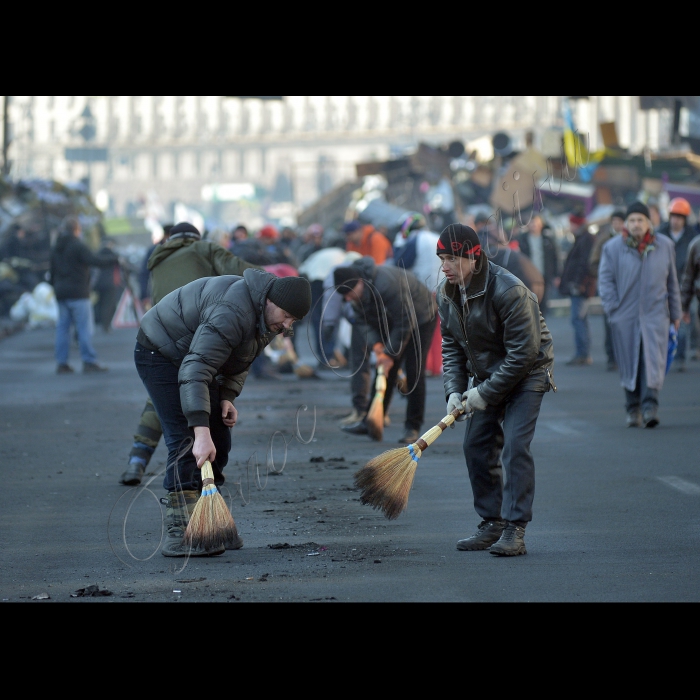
[626,202,650,220]
[267,276,312,319]
[436,224,482,258]
[333,266,362,293]
[170,221,202,238]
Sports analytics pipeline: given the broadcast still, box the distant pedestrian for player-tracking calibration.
[298,245,350,368]
[589,210,626,371]
[48,216,118,374]
[296,224,326,265]
[656,197,697,372]
[680,233,700,360]
[343,220,393,265]
[598,202,681,429]
[558,214,597,366]
[479,223,545,305]
[516,214,560,317]
[206,228,232,251]
[392,213,443,376]
[230,224,249,244]
[93,237,123,333]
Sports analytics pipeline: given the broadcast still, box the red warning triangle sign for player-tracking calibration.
[111,287,144,329]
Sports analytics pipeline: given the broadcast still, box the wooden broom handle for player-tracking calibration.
[414,407,468,452]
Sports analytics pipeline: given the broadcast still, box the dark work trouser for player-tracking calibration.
[604,314,615,364]
[625,340,659,413]
[134,343,231,493]
[350,321,371,414]
[378,317,437,432]
[309,280,335,364]
[463,371,548,526]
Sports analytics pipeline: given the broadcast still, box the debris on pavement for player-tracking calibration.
[71,585,113,598]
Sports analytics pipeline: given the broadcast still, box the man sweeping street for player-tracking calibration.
[333,255,437,445]
[437,224,555,557]
[121,221,261,486]
[134,268,311,557]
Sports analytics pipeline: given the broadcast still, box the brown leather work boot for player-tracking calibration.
[490,522,527,556]
[456,520,505,551]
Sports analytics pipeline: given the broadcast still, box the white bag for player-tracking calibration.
[9,292,33,322]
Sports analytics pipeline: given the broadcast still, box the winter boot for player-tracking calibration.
[120,458,146,486]
[489,522,527,556]
[161,490,225,557]
[456,519,505,551]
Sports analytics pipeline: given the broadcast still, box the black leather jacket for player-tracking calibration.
[137,268,279,427]
[349,256,437,357]
[438,260,554,405]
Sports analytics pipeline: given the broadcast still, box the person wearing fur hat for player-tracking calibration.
[437,224,556,556]
[134,269,311,557]
[598,202,681,429]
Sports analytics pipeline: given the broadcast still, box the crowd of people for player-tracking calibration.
[35,196,700,558]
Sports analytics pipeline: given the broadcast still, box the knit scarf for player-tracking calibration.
[623,228,656,257]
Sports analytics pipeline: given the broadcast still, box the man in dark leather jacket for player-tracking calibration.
[333,255,438,445]
[437,224,555,557]
[134,268,311,557]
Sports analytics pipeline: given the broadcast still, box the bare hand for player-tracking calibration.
[683,312,691,325]
[674,319,682,332]
[193,426,216,468]
[377,355,394,372]
[221,400,238,428]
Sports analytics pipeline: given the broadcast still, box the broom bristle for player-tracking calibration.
[365,368,386,441]
[365,394,384,441]
[184,462,240,550]
[353,407,464,520]
[353,443,422,520]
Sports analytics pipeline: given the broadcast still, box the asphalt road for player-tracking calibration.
[1,309,699,603]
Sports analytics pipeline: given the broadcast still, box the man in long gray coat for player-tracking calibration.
[598,202,681,429]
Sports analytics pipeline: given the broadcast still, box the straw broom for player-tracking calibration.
[184,461,240,550]
[354,403,468,520]
[365,365,387,441]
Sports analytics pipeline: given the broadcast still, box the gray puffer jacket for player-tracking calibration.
[137,268,280,427]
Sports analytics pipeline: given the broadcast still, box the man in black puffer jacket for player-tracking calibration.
[437,224,556,557]
[134,268,311,557]
[333,255,438,445]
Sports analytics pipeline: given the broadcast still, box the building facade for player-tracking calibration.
[4,96,671,225]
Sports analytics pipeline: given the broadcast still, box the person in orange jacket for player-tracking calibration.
[343,221,392,265]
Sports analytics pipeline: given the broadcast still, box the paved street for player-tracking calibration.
[1,309,699,603]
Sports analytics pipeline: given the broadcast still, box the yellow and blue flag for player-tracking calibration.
[563,99,607,183]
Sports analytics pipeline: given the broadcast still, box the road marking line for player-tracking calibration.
[657,476,700,495]
[543,421,583,437]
